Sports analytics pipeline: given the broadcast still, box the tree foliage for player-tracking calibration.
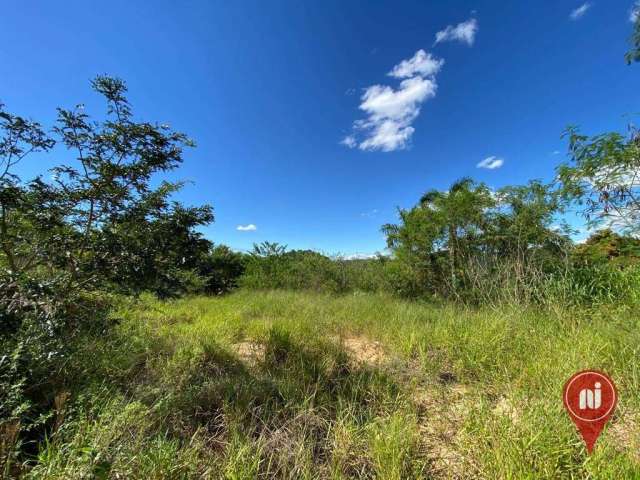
[1,76,214,296]
[573,228,640,267]
[382,178,568,301]
[557,127,640,234]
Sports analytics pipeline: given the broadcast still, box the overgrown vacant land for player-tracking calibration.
[4,21,640,479]
[23,291,640,479]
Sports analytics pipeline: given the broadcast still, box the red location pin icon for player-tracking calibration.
[563,370,617,453]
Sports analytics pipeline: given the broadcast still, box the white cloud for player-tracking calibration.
[341,135,357,148]
[360,209,379,218]
[434,18,478,46]
[236,224,257,231]
[342,252,381,260]
[477,156,504,170]
[570,3,591,20]
[342,50,442,152]
[630,1,640,22]
[388,49,444,79]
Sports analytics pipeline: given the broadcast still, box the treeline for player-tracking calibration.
[217,225,640,308]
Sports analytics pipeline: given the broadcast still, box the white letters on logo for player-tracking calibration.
[579,382,602,410]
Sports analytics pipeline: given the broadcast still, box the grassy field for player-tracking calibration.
[26,290,640,479]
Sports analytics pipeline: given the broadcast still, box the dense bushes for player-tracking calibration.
[0,273,115,473]
[199,245,246,294]
[225,234,640,310]
[238,243,395,295]
[241,247,355,293]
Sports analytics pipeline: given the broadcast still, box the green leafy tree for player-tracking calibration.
[1,76,214,295]
[383,178,495,296]
[250,241,287,257]
[487,180,568,268]
[199,245,246,294]
[573,228,640,267]
[50,76,213,292]
[0,76,215,443]
[557,127,640,234]
[383,179,566,301]
[0,104,56,274]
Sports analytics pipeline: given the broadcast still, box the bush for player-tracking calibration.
[240,247,397,295]
[0,272,114,472]
[199,245,246,295]
[240,249,345,293]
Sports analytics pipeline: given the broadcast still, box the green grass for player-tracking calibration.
[23,290,640,479]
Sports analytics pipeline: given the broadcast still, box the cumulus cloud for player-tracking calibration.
[434,18,478,46]
[388,50,444,79]
[477,156,504,170]
[570,3,591,20]
[342,50,443,152]
[236,224,257,231]
[630,1,640,22]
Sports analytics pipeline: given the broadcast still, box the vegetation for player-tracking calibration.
[15,291,640,478]
[2,20,640,479]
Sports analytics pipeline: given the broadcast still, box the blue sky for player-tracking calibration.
[2,1,639,255]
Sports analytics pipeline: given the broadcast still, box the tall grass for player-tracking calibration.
[18,290,640,479]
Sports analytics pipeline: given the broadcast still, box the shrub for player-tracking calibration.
[199,245,247,295]
[240,248,344,293]
[0,272,114,471]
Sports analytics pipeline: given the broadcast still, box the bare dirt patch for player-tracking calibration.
[333,334,475,477]
[414,384,522,478]
[232,341,266,366]
[608,410,640,463]
[338,335,389,366]
[492,396,519,424]
[413,381,473,479]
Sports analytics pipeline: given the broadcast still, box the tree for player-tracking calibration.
[573,229,640,267]
[250,241,287,257]
[199,245,246,294]
[383,178,495,296]
[382,178,567,301]
[0,76,214,295]
[0,104,56,274]
[557,127,640,235]
[1,76,216,444]
[487,180,568,267]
